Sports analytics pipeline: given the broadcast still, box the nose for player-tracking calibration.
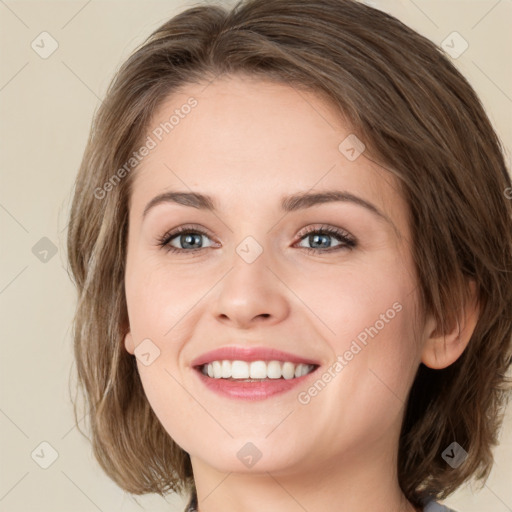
[212,249,290,329]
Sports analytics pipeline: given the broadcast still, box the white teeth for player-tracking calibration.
[221,360,232,378]
[267,360,282,379]
[212,361,222,379]
[231,360,249,379]
[201,360,316,380]
[249,361,267,379]
[282,362,295,380]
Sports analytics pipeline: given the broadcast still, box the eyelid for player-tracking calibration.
[296,223,354,240]
[156,223,218,249]
[158,223,214,241]
[294,224,357,251]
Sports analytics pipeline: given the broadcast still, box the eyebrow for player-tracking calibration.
[142,189,396,231]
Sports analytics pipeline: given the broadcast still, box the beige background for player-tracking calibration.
[0,0,511,511]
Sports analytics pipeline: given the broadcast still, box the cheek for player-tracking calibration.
[288,250,417,351]
[124,261,204,438]
[295,291,419,449]
[292,251,420,410]
[125,257,206,341]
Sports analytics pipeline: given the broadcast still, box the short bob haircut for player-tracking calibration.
[66,0,512,508]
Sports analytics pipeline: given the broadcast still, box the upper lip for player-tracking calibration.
[191,346,321,367]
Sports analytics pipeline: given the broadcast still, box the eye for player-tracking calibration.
[157,224,217,254]
[157,224,356,254]
[295,225,356,253]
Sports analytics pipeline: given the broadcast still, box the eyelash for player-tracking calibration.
[157,224,357,255]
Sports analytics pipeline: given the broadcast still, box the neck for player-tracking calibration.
[190,438,419,512]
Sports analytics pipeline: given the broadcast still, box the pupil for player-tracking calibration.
[310,234,330,248]
[182,233,202,249]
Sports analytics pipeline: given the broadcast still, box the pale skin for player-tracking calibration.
[123,75,479,512]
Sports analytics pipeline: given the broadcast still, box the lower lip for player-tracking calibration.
[194,367,319,401]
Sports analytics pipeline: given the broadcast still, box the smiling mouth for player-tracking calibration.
[196,360,319,380]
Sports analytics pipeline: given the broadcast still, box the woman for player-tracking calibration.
[66,1,512,511]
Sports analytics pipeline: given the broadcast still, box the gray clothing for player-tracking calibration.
[183,491,459,511]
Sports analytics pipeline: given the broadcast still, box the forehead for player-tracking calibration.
[130,75,408,236]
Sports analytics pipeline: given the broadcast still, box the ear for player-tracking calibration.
[124,331,135,355]
[421,280,480,369]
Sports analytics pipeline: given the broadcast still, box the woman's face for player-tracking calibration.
[124,75,426,475]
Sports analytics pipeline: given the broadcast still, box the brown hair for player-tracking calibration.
[66,0,512,506]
